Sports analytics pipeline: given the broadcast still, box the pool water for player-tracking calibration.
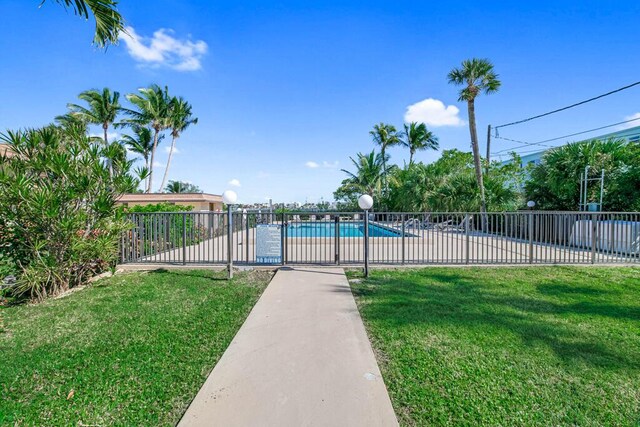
[287,221,401,238]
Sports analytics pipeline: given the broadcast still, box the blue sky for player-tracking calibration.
[1,0,639,203]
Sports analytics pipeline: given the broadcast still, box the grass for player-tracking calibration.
[349,266,640,426]
[0,269,272,426]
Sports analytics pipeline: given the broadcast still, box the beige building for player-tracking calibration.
[0,143,15,158]
[117,193,224,211]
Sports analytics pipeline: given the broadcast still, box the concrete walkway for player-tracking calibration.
[178,267,398,427]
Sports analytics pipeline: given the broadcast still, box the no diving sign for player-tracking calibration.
[256,224,282,264]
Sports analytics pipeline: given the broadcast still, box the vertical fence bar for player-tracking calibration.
[591,212,598,264]
[528,210,534,264]
[182,213,187,266]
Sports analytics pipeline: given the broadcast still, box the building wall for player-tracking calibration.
[501,125,640,168]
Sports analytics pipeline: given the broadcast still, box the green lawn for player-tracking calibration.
[350,267,640,426]
[0,269,272,426]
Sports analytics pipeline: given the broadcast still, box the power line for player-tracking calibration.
[492,116,640,155]
[494,80,640,132]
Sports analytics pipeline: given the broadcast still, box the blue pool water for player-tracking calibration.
[287,221,401,238]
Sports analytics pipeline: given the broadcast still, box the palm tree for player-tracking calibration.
[340,151,386,200]
[369,123,401,193]
[447,58,501,215]
[64,88,121,177]
[124,85,172,193]
[66,88,121,148]
[122,127,158,190]
[159,97,198,192]
[46,0,125,47]
[402,122,439,164]
[164,180,202,194]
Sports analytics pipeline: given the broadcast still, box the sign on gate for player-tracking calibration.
[256,224,282,264]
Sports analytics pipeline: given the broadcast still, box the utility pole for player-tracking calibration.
[485,124,492,174]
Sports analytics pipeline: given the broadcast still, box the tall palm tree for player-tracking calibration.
[369,123,400,193]
[402,122,439,164]
[45,0,125,47]
[122,126,158,190]
[124,85,172,193]
[447,58,501,215]
[340,151,386,200]
[66,88,121,148]
[64,88,121,178]
[159,97,198,192]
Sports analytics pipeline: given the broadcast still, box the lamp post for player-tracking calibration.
[358,194,374,278]
[222,190,238,279]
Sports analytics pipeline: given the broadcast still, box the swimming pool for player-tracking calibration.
[287,221,402,238]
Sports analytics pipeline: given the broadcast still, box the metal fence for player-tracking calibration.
[120,211,640,266]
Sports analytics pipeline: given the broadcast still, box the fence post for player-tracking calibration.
[465,214,470,265]
[364,210,370,277]
[182,213,187,266]
[335,215,340,265]
[528,210,534,264]
[401,213,406,265]
[245,213,250,264]
[281,213,288,265]
[227,206,233,279]
[591,212,598,264]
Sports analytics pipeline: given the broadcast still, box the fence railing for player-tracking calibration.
[119,211,640,266]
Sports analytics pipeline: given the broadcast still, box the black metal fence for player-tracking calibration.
[120,211,640,266]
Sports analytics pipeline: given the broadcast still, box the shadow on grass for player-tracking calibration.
[352,268,640,371]
[148,268,229,282]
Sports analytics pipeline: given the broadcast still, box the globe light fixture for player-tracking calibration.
[527,200,536,209]
[358,194,374,210]
[222,190,238,205]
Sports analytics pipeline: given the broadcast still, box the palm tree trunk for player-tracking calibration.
[381,147,387,195]
[409,149,414,165]
[104,125,113,180]
[146,129,159,193]
[144,154,150,191]
[467,100,488,226]
[159,134,177,192]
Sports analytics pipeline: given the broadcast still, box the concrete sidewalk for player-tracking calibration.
[178,267,398,427]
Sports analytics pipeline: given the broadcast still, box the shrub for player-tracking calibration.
[0,125,140,301]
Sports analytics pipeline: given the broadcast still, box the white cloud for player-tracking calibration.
[152,160,164,168]
[619,112,640,130]
[90,131,119,142]
[119,26,208,71]
[164,146,180,154]
[404,98,465,127]
[306,160,339,169]
[228,178,241,187]
[322,161,339,169]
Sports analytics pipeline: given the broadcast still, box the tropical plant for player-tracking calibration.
[447,58,501,215]
[369,123,401,193]
[335,151,388,209]
[124,85,173,193]
[525,138,640,211]
[159,97,198,191]
[384,150,524,212]
[0,124,140,301]
[164,180,202,194]
[44,0,125,47]
[122,126,158,190]
[402,122,439,164]
[64,88,121,144]
[62,88,122,177]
